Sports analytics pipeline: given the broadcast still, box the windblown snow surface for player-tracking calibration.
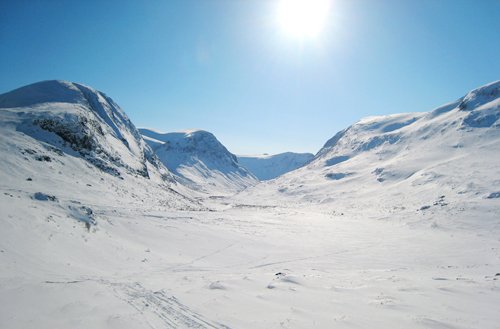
[140,128,258,194]
[1,80,500,329]
[238,152,314,180]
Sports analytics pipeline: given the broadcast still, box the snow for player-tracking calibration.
[238,152,314,180]
[1,80,499,329]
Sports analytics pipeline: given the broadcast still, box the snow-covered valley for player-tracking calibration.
[1,80,499,329]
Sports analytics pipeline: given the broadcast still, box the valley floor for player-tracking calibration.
[1,194,499,329]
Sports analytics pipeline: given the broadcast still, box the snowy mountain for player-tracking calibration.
[0,80,200,216]
[140,128,258,194]
[238,152,314,180]
[239,81,500,215]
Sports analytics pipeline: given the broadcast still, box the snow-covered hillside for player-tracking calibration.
[140,128,258,194]
[0,80,200,215]
[238,81,500,215]
[238,152,314,180]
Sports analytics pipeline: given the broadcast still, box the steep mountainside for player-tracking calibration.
[140,128,258,194]
[0,80,200,221]
[237,81,500,216]
[238,152,314,180]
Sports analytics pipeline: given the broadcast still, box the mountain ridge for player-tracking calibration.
[235,80,500,217]
[0,80,201,215]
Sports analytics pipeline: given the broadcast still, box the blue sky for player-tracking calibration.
[1,0,499,154]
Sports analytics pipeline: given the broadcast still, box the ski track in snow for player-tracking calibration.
[42,278,227,329]
[108,281,227,329]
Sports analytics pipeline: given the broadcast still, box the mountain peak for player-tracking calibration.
[140,128,257,194]
[0,80,174,181]
[0,80,98,108]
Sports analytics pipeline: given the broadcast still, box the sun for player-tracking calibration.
[277,0,331,38]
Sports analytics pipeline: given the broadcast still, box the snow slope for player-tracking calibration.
[238,152,314,180]
[239,81,500,214]
[140,128,258,194]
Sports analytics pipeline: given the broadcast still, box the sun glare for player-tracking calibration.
[277,0,331,38]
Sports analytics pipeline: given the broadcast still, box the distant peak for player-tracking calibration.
[181,129,205,134]
[179,129,212,137]
[139,128,218,145]
[239,152,314,159]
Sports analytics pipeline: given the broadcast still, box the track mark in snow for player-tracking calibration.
[249,249,354,269]
[169,243,237,272]
[109,281,227,329]
[415,317,460,329]
[190,243,236,263]
[44,280,85,284]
